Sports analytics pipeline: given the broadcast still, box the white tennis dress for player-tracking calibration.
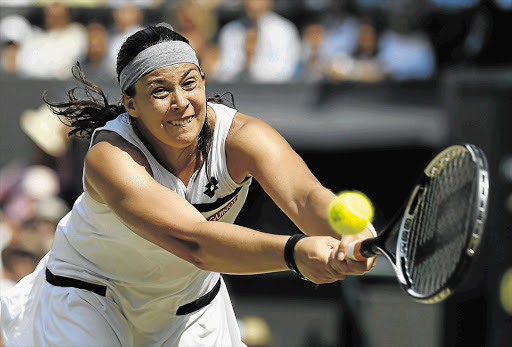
[0,103,252,346]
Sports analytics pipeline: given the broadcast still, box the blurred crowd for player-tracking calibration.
[1,0,509,86]
[0,162,68,291]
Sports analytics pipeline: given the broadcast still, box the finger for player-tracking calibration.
[362,254,377,269]
[328,246,345,263]
[325,245,348,277]
[329,256,351,276]
[345,258,371,275]
[368,256,377,269]
[348,253,377,271]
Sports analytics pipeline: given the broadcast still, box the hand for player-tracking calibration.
[337,228,377,274]
[292,236,349,284]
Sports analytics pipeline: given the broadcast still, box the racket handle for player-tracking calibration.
[347,238,378,261]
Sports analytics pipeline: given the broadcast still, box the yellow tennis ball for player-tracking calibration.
[499,268,512,315]
[328,191,374,235]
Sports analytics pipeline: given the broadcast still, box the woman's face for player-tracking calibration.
[124,63,207,151]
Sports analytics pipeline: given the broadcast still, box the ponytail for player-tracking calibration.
[43,63,125,139]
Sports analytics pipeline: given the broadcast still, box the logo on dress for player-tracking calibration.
[204,177,219,198]
[207,194,239,221]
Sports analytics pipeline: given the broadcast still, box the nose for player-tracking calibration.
[171,89,189,111]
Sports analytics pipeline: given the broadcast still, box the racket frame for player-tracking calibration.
[351,144,490,304]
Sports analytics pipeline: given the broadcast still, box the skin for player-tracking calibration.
[84,62,375,284]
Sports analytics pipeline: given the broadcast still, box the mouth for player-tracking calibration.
[168,115,195,127]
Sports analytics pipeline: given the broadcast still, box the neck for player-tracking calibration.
[131,118,202,184]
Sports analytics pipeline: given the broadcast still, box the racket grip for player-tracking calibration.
[347,238,378,261]
[347,240,367,261]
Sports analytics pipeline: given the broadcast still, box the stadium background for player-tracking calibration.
[0,1,511,346]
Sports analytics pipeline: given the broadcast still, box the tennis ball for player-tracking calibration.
[328,191,374,235]
[499,268,512,315]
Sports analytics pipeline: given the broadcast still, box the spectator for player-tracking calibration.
[0,164,69,293]
[105,3,144,76]
[1,245,39,292]
[321,0,361,64]
[299,19,327,82]
[1,42,19,76]
[328,18,385,82]
[20,102,88,205]
[16,1,88,79]
[20,103,69,159]
[0,14,33,76]
[377,3,436,81]
[216,0,301,83]
[241,25,258,80]
[80,22,111,82]
[172,0,220,80]
[199,42,221,82]
[351,19,385,82]
[377,22,436,81]
[301,0,365,81]
[2,165,64,227]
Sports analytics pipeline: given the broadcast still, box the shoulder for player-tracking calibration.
[209,102,237,118]
[85,130,152,183]
[225,112,289,182]
[226,112,272,147]
[88,129,148,162]
[84,130,153,203]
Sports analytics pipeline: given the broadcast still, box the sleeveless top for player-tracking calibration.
[46,102,252,319]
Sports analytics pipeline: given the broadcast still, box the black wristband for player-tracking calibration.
[284,234,308,277]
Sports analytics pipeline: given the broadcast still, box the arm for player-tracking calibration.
[226,113,374,239]
[84,131,344,283]
[225,113,376,273]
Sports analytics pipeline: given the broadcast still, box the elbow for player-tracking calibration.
[191,259,209,271]
[166,236,209,270]
[182,243,212,271]
[188,251,207,270]
[187,247,222,272]
[167,221,220,272]
[188,247,220,272]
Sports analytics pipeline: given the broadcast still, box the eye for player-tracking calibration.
[152,87,169,98]
[183,78,197,90]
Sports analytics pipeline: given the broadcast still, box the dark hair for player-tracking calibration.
[117,24,190,97]
[43,24,222,181]
[43,24,195,138]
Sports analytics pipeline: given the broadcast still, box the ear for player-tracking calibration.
[201,72,206,90]
[122,93,139,118]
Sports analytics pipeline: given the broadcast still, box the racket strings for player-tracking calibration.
[406,152,477,296]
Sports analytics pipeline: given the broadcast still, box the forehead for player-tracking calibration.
[142,63,200,81]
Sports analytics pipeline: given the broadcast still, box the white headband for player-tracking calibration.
[119,40,201,92]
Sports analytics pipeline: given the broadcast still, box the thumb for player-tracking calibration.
[328,243,346,262]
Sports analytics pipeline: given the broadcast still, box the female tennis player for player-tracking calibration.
[0,23,376,346]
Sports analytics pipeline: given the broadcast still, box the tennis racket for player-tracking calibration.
[347,144,489,304]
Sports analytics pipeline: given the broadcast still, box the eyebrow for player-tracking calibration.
[182,67,197,79]
[146,67,198,86]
